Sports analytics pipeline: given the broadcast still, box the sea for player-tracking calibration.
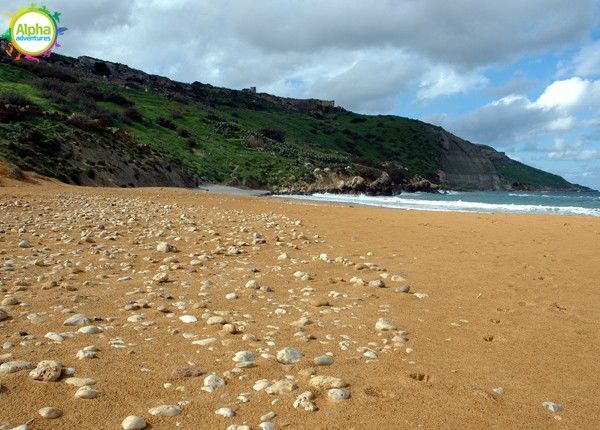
[278,191,600,217]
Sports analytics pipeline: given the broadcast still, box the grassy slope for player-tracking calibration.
[0,60,444,187]
[0,59,578,190]
[493,158,571,188]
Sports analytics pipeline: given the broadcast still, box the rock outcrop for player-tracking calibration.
[276,168,439,195]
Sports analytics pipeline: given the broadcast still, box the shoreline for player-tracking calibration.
[196,184,600,217]
[197,184,272,197]
[274,191,600,218]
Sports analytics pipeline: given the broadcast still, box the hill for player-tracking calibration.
[0,42,588,193]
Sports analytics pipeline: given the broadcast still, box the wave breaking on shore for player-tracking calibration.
[279,192,600,216]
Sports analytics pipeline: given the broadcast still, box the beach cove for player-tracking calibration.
[0,181,599,429]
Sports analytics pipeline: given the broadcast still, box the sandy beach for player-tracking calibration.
[1,181,599,430]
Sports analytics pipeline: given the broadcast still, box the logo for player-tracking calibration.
[2,3,67,60]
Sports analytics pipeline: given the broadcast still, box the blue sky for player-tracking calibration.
[3,0,600,189]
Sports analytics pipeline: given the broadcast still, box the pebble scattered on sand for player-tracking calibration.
[38,407,62,419]
[148,405,182,416]
[215,407,235,418]
[313,355,334,366]
[63,314,90,326]
[276,347,303,364]
[265,378,298,395]
[0,188,528,429]
[375,318,396,331]
[542,401,562,413]
[293,391,318,411]
[328,388,351,401]
[64,377,96,387]
[179,315,197,323]
[18,239,31,248]
[0,360,33,374]
[75,386,103,399]
[203,374,226,391]
[309,375,348,390]
[29,360,62,382]
[78,325,102,334]
[121,415,147,430]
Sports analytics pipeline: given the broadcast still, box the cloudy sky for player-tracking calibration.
[3,0,600,189]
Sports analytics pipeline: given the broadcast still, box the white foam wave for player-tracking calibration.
[508,193,534,197]
[278,193,600,217]
[509,192,600,200]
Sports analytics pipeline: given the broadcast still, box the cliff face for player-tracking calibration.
[435,130,503,190]
[427,126,583,191]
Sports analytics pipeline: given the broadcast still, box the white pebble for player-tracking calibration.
[276,347,302,364]
[121,415,147,430]
[215,407,235,418]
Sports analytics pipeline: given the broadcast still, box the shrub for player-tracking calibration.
[177,127,191,138]
[89,107,117,126]
[68,91,97,111]
[46,91,67,104]
[156,116,176,130]
[185,137,196,148]
[259,128,285,143]
[103,91,133,107]
[17,61,78,82]
[215,122,240,137]
[18,127,61,154]
[68,113,103,131]
[77,84,133,107]
[169,107,186,119]
[0,159,25,180]
[38,78,70,94]
[205,112,225,122]
[0,92,35,107]
[92,61,111,77]
[322,126,335,135]
[350,116,367,124]
[123,106,143,123]
[247,134,264,148]
[169,94,189,105]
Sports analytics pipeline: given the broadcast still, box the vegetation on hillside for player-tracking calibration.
[0,54,583,191]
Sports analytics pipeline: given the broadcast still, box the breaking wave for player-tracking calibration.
[279,192,600,217]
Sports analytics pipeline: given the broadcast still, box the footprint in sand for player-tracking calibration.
[409,372,432,383]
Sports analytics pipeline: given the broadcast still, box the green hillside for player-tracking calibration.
[0,50,585,192]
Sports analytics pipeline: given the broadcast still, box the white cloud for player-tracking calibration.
[573,41,600,77]
[432,76,600,146]
[547,116,577,131]
[485,75,536,98]
[2,0,597,113]
[548,138,599,160]
[534,77,600,111]
[427,94,555,146]
[305,50,424,113]
[416,67,488,102]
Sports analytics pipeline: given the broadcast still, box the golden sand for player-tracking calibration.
[0,182,599,429]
